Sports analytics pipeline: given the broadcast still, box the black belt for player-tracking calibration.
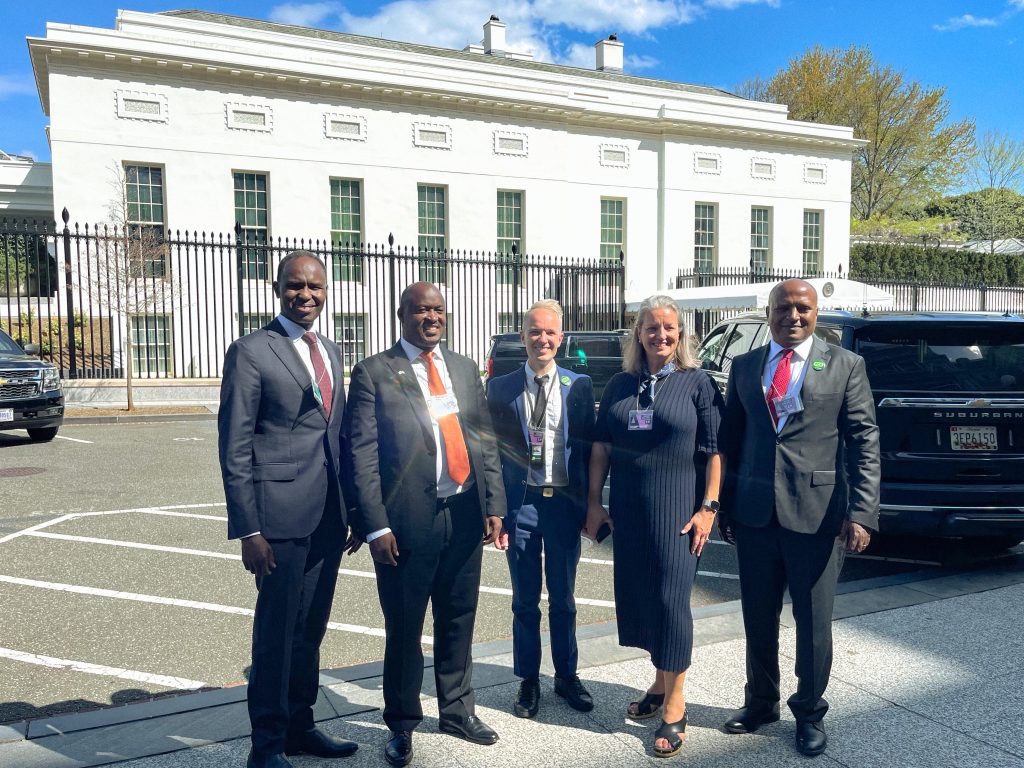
[436,489,472,510]
[525,485,561,498]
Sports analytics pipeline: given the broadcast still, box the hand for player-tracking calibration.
[483,516,503,546]
[718,513,736,546]
[583,499,612,541]
[681,508,717,556]
[494,530,509,551]
[842,520,871,553]
[240,534,275,577]
[344,531,363,555]
[369,532,400,566]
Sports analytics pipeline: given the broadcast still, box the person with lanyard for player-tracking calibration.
[486,299,595,719]
[585,295,723,758]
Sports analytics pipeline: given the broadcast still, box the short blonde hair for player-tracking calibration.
[623,295,698,375]
[522,299,563,330]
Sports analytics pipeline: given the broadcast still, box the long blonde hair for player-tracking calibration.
[623,295,698,375]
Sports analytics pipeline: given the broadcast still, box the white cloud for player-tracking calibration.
[1010,0,1024,9]
[625,53,659,70]
[17,149,38,161]
[531,0,700,34]
[268,2,343,28]
[934,13,999,31]
[704,0,779,8]
[0,75,35,99]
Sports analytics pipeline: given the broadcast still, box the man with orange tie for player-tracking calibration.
[343,282,506,767]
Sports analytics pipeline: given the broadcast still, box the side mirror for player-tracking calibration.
[701,358,720,372]
[23,342,40,355]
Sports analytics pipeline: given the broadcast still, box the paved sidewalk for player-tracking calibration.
[3,562,1023,768]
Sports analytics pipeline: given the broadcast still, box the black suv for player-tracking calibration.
[698,311,1024,548]
[485,330,629,402]
[0,327,64,441]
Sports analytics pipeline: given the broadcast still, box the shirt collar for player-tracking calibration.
[768,334,815,363]
[276,314,311,342]
[400,336,439,362]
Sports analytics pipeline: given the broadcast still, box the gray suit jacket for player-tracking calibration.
[719,337,880,535]
[218,318,347,541]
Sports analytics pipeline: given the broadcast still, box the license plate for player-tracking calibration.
[0,409,12,422]
[950,425,997,451]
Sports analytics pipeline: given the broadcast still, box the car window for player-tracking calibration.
[814,324,843,346]
[697,325,730,370]
[854,323,1024,392]
[0,329,22,354]
[489,337,527,358]
[567,335,622,362]
[720,323,762,373]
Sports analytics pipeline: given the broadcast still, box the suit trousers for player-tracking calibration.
[248,504,344,755]
[734,520,845,723]
[375,490,485,732]
[506,488,582,679]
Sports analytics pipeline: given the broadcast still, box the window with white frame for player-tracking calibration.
[131,314,172,377]
[240,313,273,336]
[124,164,167,278]
[802,210,823,273]
[330,179,363,282]
[334,313,367,373]
[750,206,771,272]
[600,198,625,286]
[497,312,518,334]
[417,184,447,284]
[694,203,717,276]
[234,172,269,281]
[496,190,523,285]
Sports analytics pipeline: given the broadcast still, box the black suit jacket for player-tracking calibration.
[343,342,506,546]
[218,318,347,540]
[719,337,880,535]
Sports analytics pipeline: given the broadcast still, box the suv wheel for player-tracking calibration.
[27,427,59,442]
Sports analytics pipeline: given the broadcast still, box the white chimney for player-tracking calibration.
[483,15,506,56]
[595,34,624,73]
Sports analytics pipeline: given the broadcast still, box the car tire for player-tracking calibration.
[27,426,59,442]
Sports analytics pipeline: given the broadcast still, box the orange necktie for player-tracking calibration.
[420,351,471,485]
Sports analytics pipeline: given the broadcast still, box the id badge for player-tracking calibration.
[772,393,804,417]
[528,427,544,465]
[428,393,460,419]
[628,409,654,431]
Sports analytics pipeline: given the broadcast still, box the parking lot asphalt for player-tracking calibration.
[1,420,1020,728]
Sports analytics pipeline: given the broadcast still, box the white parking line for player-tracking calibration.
[54,435,93,444]
[0,503,227,545]
[26,531,241,560]
[478,584,616,608]
[0,647,206,690]
[0,574,432,644]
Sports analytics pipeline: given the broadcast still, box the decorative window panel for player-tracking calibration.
[600,144,629,168]
[804,164,827,183]
[226,102,273,133]
[413,123,452,150]
[751,158,775,179]
[694,153,721,175]
[115,90,168,123]
[493,130,528,157]
[325,113,367,141]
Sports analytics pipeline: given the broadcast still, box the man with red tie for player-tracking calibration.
[718,279,879,757]
[343,282,506,767]
[219,251,359,768]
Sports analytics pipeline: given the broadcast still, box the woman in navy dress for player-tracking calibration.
[586,295,723,757]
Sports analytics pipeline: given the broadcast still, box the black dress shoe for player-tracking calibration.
[438,715,499,745]
[554,675,594,712]
[246,749,294,768]
[514,677,541,718]
[284,727,359,758]
[723,703,781,734]
[796,720,827,756]
[384,730,413,767]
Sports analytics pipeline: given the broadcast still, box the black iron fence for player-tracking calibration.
[0,212,625,379]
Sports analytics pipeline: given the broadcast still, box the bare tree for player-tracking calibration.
[73,164,176,410]
[962,131,1024,253]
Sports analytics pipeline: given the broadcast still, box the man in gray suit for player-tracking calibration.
[718,278,879,757]
[344,282,506,767]
[219,251,358,768]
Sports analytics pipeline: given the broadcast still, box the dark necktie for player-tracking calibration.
[531,375,549,429]
[301,332,333,417]
[766,348,794,427]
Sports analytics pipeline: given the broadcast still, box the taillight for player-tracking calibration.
[486,357,493,378]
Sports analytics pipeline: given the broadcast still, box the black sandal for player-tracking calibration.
[626,692,665,721]
[653,714,687,758]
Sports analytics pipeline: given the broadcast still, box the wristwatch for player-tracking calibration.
[701,498,720,513]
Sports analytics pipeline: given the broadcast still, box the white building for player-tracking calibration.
[0,152,53,223]
[27,9,860,293]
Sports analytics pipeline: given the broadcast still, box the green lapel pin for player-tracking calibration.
[560,375,571,386]
[812,360,826,371]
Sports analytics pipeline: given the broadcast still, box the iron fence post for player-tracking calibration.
[61,208,76,378]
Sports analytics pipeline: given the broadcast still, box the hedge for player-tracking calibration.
[849,242,1024,286]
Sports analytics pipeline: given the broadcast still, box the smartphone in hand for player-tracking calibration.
[595,522,612,543]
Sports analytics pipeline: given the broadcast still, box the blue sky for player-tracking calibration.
[3,0,1023,178]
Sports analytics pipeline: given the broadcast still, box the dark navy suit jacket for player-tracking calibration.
[486,365,594,527]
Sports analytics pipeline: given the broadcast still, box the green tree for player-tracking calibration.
[737,46,975,220]
[929,187,1024,245]
[957,131,1024,251]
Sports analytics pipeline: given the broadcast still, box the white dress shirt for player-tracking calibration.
[762,335,816,432]
[523,364,568,487]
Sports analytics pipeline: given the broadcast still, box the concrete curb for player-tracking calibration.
[64,412,217,425]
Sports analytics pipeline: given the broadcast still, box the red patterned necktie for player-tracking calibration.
[766,348,794,428]
[301,332,333,417]
[420,351,471,485]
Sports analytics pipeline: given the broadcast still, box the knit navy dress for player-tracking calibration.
[594,367,723,671]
